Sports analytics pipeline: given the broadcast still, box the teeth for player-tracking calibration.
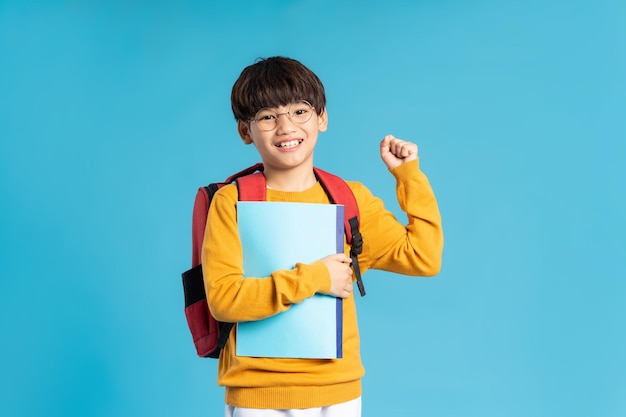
[278,140,302,148]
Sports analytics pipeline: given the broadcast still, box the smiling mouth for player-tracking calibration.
[276,139,303,149]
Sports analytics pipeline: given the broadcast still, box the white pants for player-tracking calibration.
[225,397,362,417]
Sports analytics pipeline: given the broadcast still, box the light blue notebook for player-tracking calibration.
[236,202,344,359]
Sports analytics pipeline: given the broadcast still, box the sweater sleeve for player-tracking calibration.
[201,185,331,323]
[357,158,443,276]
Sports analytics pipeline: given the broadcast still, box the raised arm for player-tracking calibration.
[357,134,444,276]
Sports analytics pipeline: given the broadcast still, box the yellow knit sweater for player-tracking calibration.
[201,159,443,409]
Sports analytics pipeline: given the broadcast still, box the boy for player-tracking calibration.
[202,56,443,417]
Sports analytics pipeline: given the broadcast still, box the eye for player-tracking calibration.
[255,110,277,121]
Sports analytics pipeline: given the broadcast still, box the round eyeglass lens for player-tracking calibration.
[289,101,314,124]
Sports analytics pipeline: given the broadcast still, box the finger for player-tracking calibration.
[337,253,351,261]
[392,139,408,156]
[329,253,351,263]
[403,142,418,159]
[379,134,395,152]
[394,141,416,158]
[399,142,412,157]
[392,141,402,156]
[380,134,395,146]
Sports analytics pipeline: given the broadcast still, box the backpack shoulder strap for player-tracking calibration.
[313,167,366,296]
[313,168,359,243]
[235,172,266,201]
[190,163,265,267]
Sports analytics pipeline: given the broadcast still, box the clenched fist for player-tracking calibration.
[380,134,418,170]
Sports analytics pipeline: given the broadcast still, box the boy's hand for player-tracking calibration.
[319,254,354,299]
[380,134,418,170]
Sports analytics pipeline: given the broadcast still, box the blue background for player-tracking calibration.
[1,1,624,416]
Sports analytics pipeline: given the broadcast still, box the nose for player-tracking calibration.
[275,112,297,133]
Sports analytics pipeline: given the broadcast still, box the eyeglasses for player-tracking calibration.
[250,100,315,131]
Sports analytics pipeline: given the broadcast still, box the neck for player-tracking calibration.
[264,164,317,192]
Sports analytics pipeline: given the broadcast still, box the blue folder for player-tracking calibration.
[236,202,344,359]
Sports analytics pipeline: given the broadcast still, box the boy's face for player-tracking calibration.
[237,102,328,172]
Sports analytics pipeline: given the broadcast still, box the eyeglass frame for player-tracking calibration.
[248,100,316,131]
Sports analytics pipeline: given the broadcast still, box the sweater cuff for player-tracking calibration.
[308,260,331,294]
[389,157,420,181]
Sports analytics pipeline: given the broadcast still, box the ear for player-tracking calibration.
[238,120,254,144]
[317,109,329,132]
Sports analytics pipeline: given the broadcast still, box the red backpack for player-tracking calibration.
[182,163,365,358]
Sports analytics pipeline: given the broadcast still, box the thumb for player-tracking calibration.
[380,134,396,152]
[331,253,352,263]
